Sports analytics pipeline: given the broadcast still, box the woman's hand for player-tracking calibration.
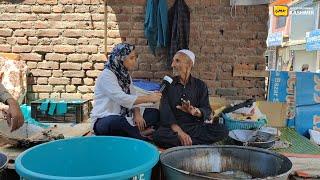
[148,92,162,103]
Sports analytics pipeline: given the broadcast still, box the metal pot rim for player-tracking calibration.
[160,145,293,179]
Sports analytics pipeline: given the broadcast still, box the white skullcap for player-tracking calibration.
[177,49,195,66]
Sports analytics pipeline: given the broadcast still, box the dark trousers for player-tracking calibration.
[93,108,160,140]
[153,123,229,148]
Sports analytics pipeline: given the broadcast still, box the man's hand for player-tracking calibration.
[177,131,192,146]
[4,98,24,132]
[176,99,202,117]
[134,114,146,131]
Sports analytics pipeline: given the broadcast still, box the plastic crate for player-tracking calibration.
[31,99,91,123]
[222,113,267,130]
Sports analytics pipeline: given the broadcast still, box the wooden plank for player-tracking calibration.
[233,69,269,78]
[0,53,20,61]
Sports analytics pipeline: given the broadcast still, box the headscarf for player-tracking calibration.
[105,43,135,117]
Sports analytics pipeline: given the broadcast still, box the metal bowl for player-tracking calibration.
[229,129,277,149]
[160,145,292,180]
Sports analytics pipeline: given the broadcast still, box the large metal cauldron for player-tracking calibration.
[160,145,292,180]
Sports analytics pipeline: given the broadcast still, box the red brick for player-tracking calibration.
[93,63,104,70]
[45,53,67,61]
[37,77,48,84]
[62,30,85,38]
[67,54,89,62]
[0,45,11,52]
[38,14,61,21]
[16,13,37,21]
[53,85,65,92]
[91,14,104,21]
[31,69,52,77]
[0,29,13,37]
[34,21,50,29]
[52,5,64,13]
[61,93,82,99]
[82,62,93,70]
[66,85,76,92]
[86,70,101,77]
[84,30,104,38]
[63,70,85,77]
[60,0,83,5]
[52,70,63,77]
[61,14,91,21]
[82,0,101,4]
[89,54,106,62]
[5,21,22,29]
[54,45,75,53]
[16,37,28,45]
[32,6,51,13]
[83,78,94,85]
[75,5,90,13]
[76,45,98,53]
[48,77,70,85]
[37,29,61,37]
[77,85,94,93]
[50,93,61,99]
[32,85,53,92]
[28,37,38,45]
[33,46,54,53]
[22,0,36,4]
[64,5,75,13]
[12,45,32,53]
[82,93,93,100]
[71,78,82,85]
[26,62,38,69]
[37,0,57,5]
[14,30,36,37]
[60,62,82,70]
[37,61,59,70]
[20,53,42,61]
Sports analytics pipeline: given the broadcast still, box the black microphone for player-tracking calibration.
[159,75,173,93]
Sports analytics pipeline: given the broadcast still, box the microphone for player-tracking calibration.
[159,75,173,93]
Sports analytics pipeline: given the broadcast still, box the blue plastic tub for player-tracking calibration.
[15,136,159,180]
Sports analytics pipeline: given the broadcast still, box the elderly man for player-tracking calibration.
[0,83,24,132]
[153,49,228,148]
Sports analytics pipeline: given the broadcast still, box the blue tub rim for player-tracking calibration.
[15,136,159,180]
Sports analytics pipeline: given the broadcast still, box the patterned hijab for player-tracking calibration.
[105,43,135,117]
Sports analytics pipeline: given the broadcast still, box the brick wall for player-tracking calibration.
[0,0,105,102]
[107,0,268,100]
[0,0,268,102]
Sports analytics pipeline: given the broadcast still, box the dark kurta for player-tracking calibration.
[153,76,228,148]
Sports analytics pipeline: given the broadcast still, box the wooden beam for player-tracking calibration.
[233,69,270,77]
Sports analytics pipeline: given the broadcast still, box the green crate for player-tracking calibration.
[31,98,91,123]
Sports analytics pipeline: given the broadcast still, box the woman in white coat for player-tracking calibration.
[91,43,162,140]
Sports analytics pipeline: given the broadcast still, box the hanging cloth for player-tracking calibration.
[144,0,168,55]
[167,0,190,66]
